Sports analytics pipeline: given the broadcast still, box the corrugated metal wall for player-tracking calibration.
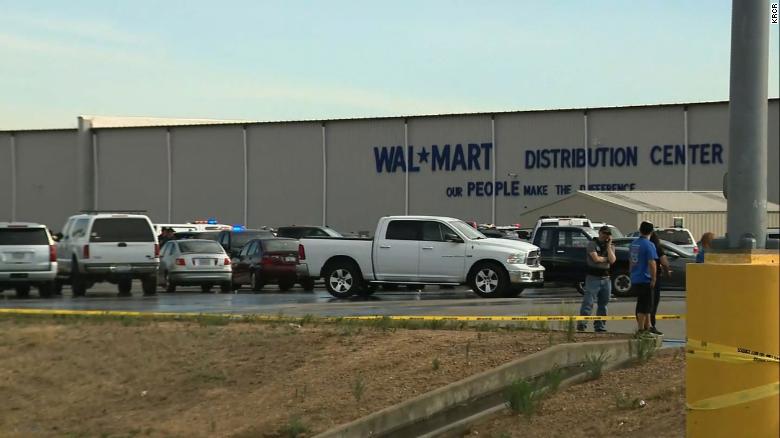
[12,130,78,230]
[2,100,778,232]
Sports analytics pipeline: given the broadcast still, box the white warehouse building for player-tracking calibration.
[0,99,778,234]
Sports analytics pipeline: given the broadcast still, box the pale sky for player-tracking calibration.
[1,0,778,129]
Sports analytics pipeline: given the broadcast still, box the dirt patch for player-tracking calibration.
[0,316,618,437]
[465,348,685,438]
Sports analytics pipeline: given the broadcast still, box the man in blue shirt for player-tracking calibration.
[630,221,658,333]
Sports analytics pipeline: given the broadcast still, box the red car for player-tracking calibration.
[231,238,302,291]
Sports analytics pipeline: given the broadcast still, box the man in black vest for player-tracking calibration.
[577,225,616,332]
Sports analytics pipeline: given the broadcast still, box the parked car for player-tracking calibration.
[299,216,544,299]
[589,222,624,238]
[478,227,521,240]
[655,227,698,254]
[231,238,305,291]
[158,239,232,293]
[531,225,599,293]
[0,222,58,298]
[276,226,343,239]
[215,229,275,257]
[767,228,779,240]
[56,213,158,296]
[532,216,592,241]
[173,231,220,241]
[610,237,695,296]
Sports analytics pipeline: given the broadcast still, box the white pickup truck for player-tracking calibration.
[299,216,544,298]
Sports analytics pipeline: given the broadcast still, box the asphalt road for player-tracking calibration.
[0,282,687,339]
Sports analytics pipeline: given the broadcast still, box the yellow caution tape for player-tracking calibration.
[687,381,779,411]
[0,308,685,323]
[687,338,780,364]
[339,314,683,322]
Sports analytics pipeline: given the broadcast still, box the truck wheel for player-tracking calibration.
[250,272,264,292]
[15,285,31,298]
[164,273,176,293]
[38,282,54,298]
[612,272,633,297]
[300,278,315,291]
[279,281,294,292]
[71,258,87,297]
[118,279,132,296]
[324,261,362,298]
[142,275,157,296]
[469,262,509,298]
[504,286,524,298]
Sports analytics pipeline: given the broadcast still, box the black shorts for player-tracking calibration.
[634,283,654,314]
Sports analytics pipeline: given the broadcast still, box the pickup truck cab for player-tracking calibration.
[531,225,598,293]
[300,216,544,298]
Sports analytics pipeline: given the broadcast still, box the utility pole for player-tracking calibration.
[725,0,769,249]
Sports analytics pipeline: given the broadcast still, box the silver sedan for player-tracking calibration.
[158,239,232,293]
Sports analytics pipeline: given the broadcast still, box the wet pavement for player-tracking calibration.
[0,283,687,339]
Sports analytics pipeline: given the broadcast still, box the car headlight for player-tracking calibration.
[507,253,526,264]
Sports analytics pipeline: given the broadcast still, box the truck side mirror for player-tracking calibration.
[445,234,463,243]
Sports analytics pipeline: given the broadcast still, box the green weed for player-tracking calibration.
[352,374,366,404]
[432,357,441,371]
[505,379,540,419]
[583,351,610,380]
[279,416,309,438]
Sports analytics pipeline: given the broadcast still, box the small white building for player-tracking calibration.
[517,191,780,240]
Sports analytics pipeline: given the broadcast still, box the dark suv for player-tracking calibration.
[215,229,275,257]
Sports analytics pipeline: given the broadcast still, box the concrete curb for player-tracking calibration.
[315,336,662,438]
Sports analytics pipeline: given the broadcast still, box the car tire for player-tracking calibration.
[219,282,232,294]
[468,261,510,298]
[71,258,87,297]
[279,281,294,292]
[38,282,54,298]
[250,272,264,292]
[300,278,315,292]
[164,274,176,293]
[118,279,132,296]
[15,285,31,298]
[200,284,212,294]
[576,281,586,295]
[324,261,363,299]
[612,272,633,297]
[142,275,157,296]
[504,286,524,298]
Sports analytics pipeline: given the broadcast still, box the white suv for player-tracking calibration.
[56,213,159,296]
[0,223,58,298]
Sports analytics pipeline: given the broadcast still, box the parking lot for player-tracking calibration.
[0,283,687,339]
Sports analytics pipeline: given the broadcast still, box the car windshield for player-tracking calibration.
[450,220,486,240]
[178,240,224,254]
[0,228,49,245]
[233,231,274,247]
[263,239,299,252]
[657,229,693,245]
[661,240,695,257]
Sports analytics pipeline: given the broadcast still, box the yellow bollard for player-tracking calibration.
[687,251,779,437]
